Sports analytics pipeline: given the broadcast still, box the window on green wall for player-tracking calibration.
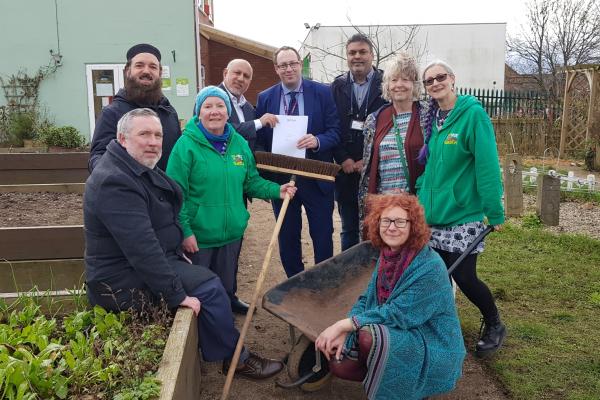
[302,54,312,79]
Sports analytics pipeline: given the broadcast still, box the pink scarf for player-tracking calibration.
[376,247,417,304]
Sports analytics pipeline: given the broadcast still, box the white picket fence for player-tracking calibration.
[521,167,598,193]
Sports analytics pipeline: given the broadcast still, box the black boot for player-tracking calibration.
[475,314,506,358]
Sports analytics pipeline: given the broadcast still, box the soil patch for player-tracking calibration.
[0,192,82,227]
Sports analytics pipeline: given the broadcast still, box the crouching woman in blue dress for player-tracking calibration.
[315,193,465,399]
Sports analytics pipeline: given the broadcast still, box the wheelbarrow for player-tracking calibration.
[262,227,493,392]
[263,241,378,391]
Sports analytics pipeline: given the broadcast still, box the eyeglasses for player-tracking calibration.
[423,73,449,87]
[347,49,371,57]
[276,61,301,71]
[379,217,410,229]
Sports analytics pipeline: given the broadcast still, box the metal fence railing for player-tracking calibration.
[457,88,561,120]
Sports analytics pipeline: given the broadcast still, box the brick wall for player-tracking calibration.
[206,41,278,105]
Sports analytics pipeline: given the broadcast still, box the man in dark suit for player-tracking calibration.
[219,59,278,151]
[84,108,283,379]
[331,34,387,251]
[256,46,340,277]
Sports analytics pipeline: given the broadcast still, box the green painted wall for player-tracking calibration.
[0,0,198,140]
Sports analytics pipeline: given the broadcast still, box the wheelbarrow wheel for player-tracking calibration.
[287,334,332,392]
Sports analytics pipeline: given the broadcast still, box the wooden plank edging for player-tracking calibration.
[0,183,85,194]
[157,307,202,399]
[0,152,89,170]
[0,259,85,292]
[0,152,89,184]
[0,225,84,261]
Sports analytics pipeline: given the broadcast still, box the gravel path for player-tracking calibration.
[517,194,600,240]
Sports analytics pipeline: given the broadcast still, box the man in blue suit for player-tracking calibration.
[256,46,340,277]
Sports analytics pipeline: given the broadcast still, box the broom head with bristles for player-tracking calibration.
[254,151,341,182]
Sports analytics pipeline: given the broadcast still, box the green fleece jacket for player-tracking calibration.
[417,95,505,227]
[166,118,281,248]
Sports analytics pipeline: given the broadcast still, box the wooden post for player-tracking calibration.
[559,71,576,156]
[503,154,523,217]
[536,175,560,226]
[586,70,600,170]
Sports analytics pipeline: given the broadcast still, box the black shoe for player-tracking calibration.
[475,316,506,358]
[230,298,250,315]
[223,352,284,380]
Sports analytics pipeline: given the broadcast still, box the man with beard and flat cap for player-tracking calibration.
[89,43,182,172]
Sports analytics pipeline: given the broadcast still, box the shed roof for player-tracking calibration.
[200,24,276,60]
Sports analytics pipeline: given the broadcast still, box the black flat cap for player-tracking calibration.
[126,43,161,62]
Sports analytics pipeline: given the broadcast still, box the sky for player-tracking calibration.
[213,0,530,49]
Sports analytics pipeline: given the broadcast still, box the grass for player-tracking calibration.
[456,224,600,400]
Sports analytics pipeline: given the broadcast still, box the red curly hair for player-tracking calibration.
[364,193,431,251]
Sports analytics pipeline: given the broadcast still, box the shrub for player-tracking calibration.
[40,125,85,148]
[8,111,37,145]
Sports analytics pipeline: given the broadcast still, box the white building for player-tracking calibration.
[300,23,506,90]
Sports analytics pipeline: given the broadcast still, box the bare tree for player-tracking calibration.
[507,0,600,101]
[300,19,424,82]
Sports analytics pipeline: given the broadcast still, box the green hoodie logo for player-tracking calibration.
[444,133,459,145]
[232,154,244,166]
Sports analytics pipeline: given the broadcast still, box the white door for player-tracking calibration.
[86,64,125,138]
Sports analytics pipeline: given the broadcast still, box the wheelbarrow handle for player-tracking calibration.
[446,226,494,276]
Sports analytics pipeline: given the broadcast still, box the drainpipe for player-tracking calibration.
[193,0,202,92]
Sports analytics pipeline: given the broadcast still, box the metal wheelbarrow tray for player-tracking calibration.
[263,241,378,342]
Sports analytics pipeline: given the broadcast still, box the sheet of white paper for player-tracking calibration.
[272,115,308,158]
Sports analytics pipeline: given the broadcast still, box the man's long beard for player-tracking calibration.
[124,74,163,105]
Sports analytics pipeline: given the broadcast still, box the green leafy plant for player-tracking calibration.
[590,292,600,307]
[39,125,85,148]
[521,212,543,228]
[0,297,171,399]
[7,111,37,145]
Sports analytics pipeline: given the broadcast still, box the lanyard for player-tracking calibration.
[392,113,410,190]
[349,75,371,119]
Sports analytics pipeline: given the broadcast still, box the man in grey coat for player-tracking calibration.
[84,108,283,379]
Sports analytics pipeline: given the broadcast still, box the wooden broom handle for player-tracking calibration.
[221,178,296,399]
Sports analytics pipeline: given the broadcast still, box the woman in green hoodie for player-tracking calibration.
[416,61,506,358]
[166,86,296,314]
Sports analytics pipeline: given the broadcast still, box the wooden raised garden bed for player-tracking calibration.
[1,192,201,399]
[0,152,89,185]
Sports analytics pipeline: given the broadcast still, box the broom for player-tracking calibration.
[221,152,340,400]
[254,152,341,181]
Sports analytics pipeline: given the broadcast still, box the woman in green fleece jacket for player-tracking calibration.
[416,61,506,358]
[166,86,296,312]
